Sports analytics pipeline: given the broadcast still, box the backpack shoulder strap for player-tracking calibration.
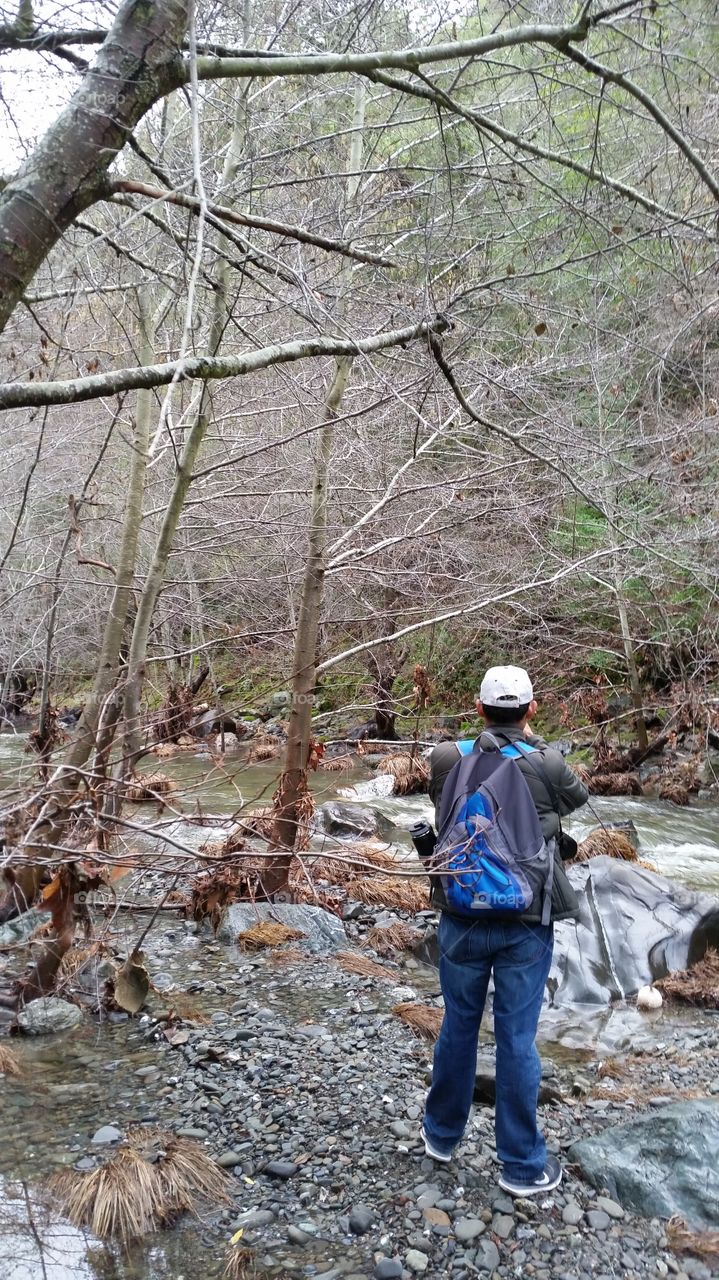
[455,739,476,756]
[509,739,561,814]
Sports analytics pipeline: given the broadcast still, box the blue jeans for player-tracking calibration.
[423,913,553,1181]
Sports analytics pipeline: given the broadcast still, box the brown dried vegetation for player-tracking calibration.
[346,876,430,912]
[236,921,306,950]
[376,752,429,795]
[49,1128,230,1243]
[667,1216,719,1264]
[335,950,395,981]
[656,948,719,1008]
[366,922,420,955]
[393,1001,443,1041]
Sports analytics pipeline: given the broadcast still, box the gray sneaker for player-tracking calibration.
[420,1124,453,1163]
[498,1154,562,1196]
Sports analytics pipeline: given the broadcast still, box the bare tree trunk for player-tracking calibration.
[265,83,367,893]
[2,294,153,919]
[0,0,189,333]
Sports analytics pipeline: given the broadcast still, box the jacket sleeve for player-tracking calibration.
[429,743,460,827]
[544,748,589,815]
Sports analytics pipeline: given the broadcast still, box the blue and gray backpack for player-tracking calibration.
[432,736,554,925]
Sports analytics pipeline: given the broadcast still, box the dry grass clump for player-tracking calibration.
[589,773,643,796]
[294,842,397,888]
[268,946,315,967]
[346,876,430,912]
[367,922,421,956]
[236,921,306,951]
[596,1057,626,1080]
[667,1216,719,1263]
[247,735,282,763]
[376,752,429,795]
[0,1043,21,1075]
[321,754,354,773]
[49,1128,230,1243]
[656,948,719,1008]
[335,950,395,981]
[576,829,638,862]
[224,1244,257,1279]
[126,772,177,803]
[393,1001,443,1041]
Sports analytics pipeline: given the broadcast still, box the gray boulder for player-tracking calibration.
[315,801,397,841]
[217,903,346,950]
[552,857,719,1004]
[570,1100,719,1226]
[17,997,83,1035]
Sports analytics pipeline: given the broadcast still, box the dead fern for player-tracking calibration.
[576,830,637,862]
[0,1043,21,1075]
[335,950,395,981]
[367,922,421,956]
[49,1128,230,1243]
[346,876,430,912]
[236,921,306,951]
[376,752,429,795]
[667,1216,719,1263]
[393,1001,443,1041]
[656,948,719,1008]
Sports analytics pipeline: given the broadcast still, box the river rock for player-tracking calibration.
[216,903,346,950]
[552,858,719,1005]
[315,801,397,841]
[0,908,51,947]
[570,1099,719,1226]
[17,997,83,1035]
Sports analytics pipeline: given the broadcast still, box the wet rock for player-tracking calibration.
[0,908,51,947]
[264,1160,299,1179]
[315,801,397,841]
[17,997,83,1036]
[374,1261,403,1280]
[217,903,346,950]
[349,1204,375,1234]
[91,1125,123,1144]
[570,1099,719,1226]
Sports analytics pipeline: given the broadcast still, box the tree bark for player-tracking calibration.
[0,0,189,334]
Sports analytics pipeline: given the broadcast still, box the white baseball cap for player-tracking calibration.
[479,665,534,708]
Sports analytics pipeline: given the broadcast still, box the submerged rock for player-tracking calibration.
[570,1099,719,1226]
[315,801,397,841]
[17,997,83,1036]
[216,903,346,950]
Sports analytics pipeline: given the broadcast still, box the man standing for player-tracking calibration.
[421,665,588,1195]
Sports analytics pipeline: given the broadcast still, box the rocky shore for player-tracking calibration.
[14,905,715,1280]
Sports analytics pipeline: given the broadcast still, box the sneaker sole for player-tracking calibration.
[497,1168,562,1197]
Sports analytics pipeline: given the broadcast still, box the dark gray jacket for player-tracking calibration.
[428,724,589,922]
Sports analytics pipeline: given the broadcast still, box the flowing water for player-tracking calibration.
[1,731,718,1278]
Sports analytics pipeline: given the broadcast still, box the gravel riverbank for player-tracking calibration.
[63,912,718,1280]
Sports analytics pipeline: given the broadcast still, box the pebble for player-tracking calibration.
[595,1195,624,1219]
[586,1209,611,1231]
[264,1160,299,1179]
[91,1125,123,1144]
[562,1202,585,1226]
[349,1204,375,1234]
[492,1213,515,1239]
[404,1249,429,1273]
[453,1217,485,1242]
[374,1261,403,1280]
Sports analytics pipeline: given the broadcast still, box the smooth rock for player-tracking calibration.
[596,1195,625,1219]
[570,1100,719,1226]
[374,1261,403,1280]
[217,903,346,950]
[17,997,83,1036]
[404,1250,429,1274]
[586,1209,611,1230]
[453,1216,485,1243]
[349,1204,375,1234]
[475,1239,501,1271]
[562,1203,584,1226]
[264,1160,299,1179]
[91,1125,123,1145]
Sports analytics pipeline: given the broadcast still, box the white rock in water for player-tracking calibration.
[636,985,663,1010]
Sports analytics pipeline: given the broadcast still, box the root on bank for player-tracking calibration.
[48,1127,230,1243]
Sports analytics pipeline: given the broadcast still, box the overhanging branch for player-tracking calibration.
[0,317,449,410]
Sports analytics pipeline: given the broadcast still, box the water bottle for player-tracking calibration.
[410,820,437,861]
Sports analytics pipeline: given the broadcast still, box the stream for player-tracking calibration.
[1,733,718,1279]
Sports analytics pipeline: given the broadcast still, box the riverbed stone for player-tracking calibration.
[570,1100,719,1226]
[91,1125,123,1144]
[217,903,346,950]
[453,1216,485,1242]
[349,1204,375,1234]
[373,1261,403,1280]
[17,997,83,1035]
[404,1249,429,1273]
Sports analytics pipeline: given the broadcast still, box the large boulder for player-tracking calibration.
[416,857,719,1008]
[552,857,719,1005]
[315,801,397,841]
[217,903,346,951]
[17,997,83,1035]
[570,1100,719,1226]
